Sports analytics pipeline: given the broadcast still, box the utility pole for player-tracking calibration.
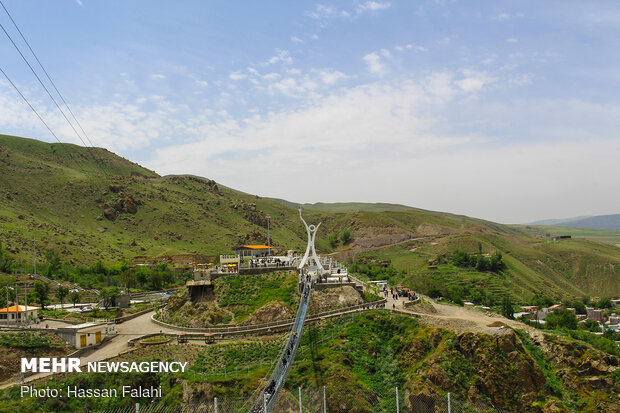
[267,215,271,256]
[33,239,37,276]
[5,286,8,327]
[24,278,28,325]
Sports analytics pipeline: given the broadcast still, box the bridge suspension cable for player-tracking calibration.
[250,275,314,413]
[0,0,111,176]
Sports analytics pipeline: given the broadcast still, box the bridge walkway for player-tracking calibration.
[250,276,314,412]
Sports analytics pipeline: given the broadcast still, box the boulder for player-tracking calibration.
[103,205,116,220]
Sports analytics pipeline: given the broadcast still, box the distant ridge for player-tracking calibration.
[265,200,419,213]
[529,216,592,226]
[547,214,620,231]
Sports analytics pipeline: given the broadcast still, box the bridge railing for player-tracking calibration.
[249,280,314,412]
[150,299,387,334]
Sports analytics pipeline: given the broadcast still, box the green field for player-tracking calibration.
[517,225,620,245]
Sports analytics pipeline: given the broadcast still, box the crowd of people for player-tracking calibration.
[384,287,417,301]
[247,257,291,268]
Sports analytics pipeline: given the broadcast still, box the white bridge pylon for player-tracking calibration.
[298,207,326,275]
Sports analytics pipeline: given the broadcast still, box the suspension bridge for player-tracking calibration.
[248,208,327,412]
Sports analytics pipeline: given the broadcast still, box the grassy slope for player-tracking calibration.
[518,224,620,245]
[0,134,618,299]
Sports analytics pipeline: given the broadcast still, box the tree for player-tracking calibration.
[99,287,119,310]
[562,298,586,315]
[150,271,163,290]
[0,242,15,273]
[340,229,352,245]
[475,254,488,272]
[44,249,62,278]
[162,269,174,287]
[452,249,472,267]
[596,297,612,309]
[69,291,80,308]
[489,252,504,272]
[136,268,148,287]
[546,309,578,330]
[502,296,514,320]
[33,281,50,310]
[581,319,602,332]
[55,286,69,309]
[531,292,554,308]
[1,286,17,308]
[328,232,339,248]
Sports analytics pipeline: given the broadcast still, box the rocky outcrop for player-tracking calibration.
[102,193,140,220]
[241,301,294,325]
[308,286,364,313]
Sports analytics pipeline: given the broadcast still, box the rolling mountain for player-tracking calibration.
[550,214,620,231]
[1,134,619,300]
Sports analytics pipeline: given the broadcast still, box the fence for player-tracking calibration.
[93,386,506,413]
[150,300,387,334]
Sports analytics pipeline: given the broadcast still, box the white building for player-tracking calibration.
[0,305,40,324]
[57,322,115,349]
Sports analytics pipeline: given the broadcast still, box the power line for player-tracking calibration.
[0,0,112,177]
[0,21,90,149]
[0,65,86,175]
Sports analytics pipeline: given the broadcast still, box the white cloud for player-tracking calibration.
[150,74,166,80]
[264,49,293,66]
[363,52,386,76]
[76,0,83,6]
[315,69,348,85]
[356,1,391,14]
[229,71,247,81]
[306,4,350,20]
[3,69,619,224]
[455,70,497,93]
[291,36,304,44]
[262,72,281,81]
[509,73,533,86]
[506,37,519,43]
[491,12,524,21]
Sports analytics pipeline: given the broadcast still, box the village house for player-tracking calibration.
[0,305,40,324]
[56,322,116,349]
[586,307,603,323]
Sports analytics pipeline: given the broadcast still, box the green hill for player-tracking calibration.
[0,134,619,300]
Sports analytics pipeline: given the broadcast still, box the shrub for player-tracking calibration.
[546,309,578,330]
[340,229,352,244]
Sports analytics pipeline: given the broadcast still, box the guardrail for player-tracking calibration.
[150,299,387,335]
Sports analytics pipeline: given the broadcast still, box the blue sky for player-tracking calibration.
[1,0,619,223]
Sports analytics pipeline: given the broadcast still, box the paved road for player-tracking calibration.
[0,311,180,388]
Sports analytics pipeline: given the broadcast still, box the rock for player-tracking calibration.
[496,329,516,353]
[103,205,116,220]
[123,194,138,213]
[308,286,363,313]
[542,399,569,413]
[242,301,294,325]
[17,214,25,219]
[408,390,440,413]
[430,330,443,347]
[97,227,106,233]
[130,240,137,247]
[109,184,122,193]
[427,363,453,391]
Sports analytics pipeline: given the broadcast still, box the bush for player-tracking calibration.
[328,232,339,248]
[546,309,578,330]
[580,319,601,332]
[502,296,514,320]
[340,229,352,244]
